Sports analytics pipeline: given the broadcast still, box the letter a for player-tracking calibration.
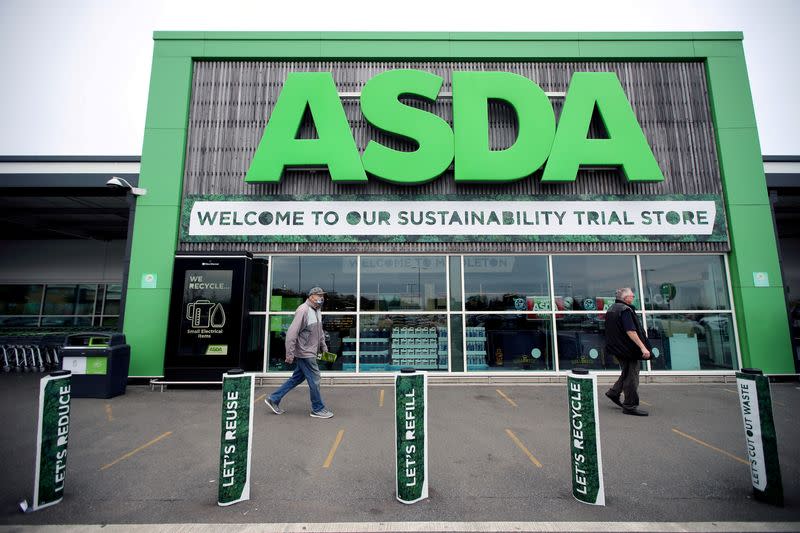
[245,72,367,183]
[542,72,664,182]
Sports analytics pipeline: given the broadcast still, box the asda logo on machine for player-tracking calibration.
[245,69,664,185]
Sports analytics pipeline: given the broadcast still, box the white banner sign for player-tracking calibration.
[188,200,716,237]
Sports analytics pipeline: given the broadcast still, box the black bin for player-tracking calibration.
[60,332,130,398]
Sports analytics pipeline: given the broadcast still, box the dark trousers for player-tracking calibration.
[608,357,641,407]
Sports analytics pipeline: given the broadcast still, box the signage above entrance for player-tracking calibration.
[244,70,664,185]
[181,194,726,244]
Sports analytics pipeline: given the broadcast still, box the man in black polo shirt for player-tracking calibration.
[604,287,651,416]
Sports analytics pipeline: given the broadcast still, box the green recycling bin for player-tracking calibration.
[60,332,130,398]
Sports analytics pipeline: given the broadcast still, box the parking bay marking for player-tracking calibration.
[100,431,173,471]
[105,404,114,422]
[496,389,518,407]
[255,392,267,404]
[505,429,542,468]
[379,389,385,408]
[671,428,748,466]
[723,387,784,406]
[323,429,345,469]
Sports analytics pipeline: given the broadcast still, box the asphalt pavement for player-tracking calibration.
[0,372,799,532]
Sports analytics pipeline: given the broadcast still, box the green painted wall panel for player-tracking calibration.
[727,205,783,289]
[124,288,171,376]
[128,205,180,287]
[143,57,193,130]
[321,40,451,58]
[449,40,579,58]
[706,56,758,129]
[715,128,769,206]
[692,40,741,58]
[578,40,695,58]
[154,40,205,57]
[734,287,794,374]
[203,40,322,58]
[137,129,187,207]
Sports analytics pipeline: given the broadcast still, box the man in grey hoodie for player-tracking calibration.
[265,287,333,419]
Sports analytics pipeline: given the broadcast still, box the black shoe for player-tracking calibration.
[605,391,623,408]
[623,406,649,416]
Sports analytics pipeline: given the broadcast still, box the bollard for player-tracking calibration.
[218,369,254,506]
[567,368,605,506]
[395,368,428,504]
[735,368,784,506]
[19,370,72,513]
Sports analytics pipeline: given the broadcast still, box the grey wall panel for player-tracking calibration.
[180,60,727,254]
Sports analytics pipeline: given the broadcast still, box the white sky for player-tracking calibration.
[0,0,797,156]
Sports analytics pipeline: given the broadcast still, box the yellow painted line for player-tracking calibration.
[724,388,784,407]
[672,428,748,466]
[379,389,385,408]
[640,400,652,407]
[323,429,345,469]
[254,392,267,404]
[496,389,518,407]
[505,429,542,468]
[100,431,173,471]
[105,404,114,422]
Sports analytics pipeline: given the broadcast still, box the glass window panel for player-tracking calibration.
[270,256,357,312]
[360,256,447,311]
[0,285,43,315]
[646,314,737,370]
[0,316,39,327]
[267,314,357,372]
[465,314,552,371]
[43,285,97,315]
[449,314,464,372]
[101,316,119,328]
[248,258,269,312]
[41,316,93,327]
[552,256,638,311]
[464,256,549,311]
[449,256,462,311]
[556,314,624,371]
[641,255,730,311]
[359,314,448,372]
[246,315,266,371]
[103,284,122,316]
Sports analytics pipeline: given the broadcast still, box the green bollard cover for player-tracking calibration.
[567,371,605,506]
[395,371,428,504]
[218,371,254,506]
[735,371,784,506]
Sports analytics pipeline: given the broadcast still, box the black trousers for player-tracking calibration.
[608,357,641,407]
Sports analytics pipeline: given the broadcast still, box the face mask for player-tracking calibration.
[316,297,324,305]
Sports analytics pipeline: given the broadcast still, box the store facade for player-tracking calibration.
[126,32,794,378]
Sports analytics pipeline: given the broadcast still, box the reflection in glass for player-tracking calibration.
[271,256,357,312]
[247,315,266,371]
[43,285,97,315]
[268,314,356,372]
[248,258,269,312]
[556,314,618,371]
[103,284,122,315]
[0,316,39,327]
[360,256,447,311]
[0,285,43,315]
[647,314,736,370]
[552,256,638,311]
[465,315,551,371]
[641,255,730,311]
[464,256,549,311]
[359,314,448,372]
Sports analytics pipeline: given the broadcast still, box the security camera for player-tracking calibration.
[106,176,147,197]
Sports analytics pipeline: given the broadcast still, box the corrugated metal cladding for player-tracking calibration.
[180,60,728,254]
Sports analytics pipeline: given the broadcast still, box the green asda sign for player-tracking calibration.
[246,70,664,185]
